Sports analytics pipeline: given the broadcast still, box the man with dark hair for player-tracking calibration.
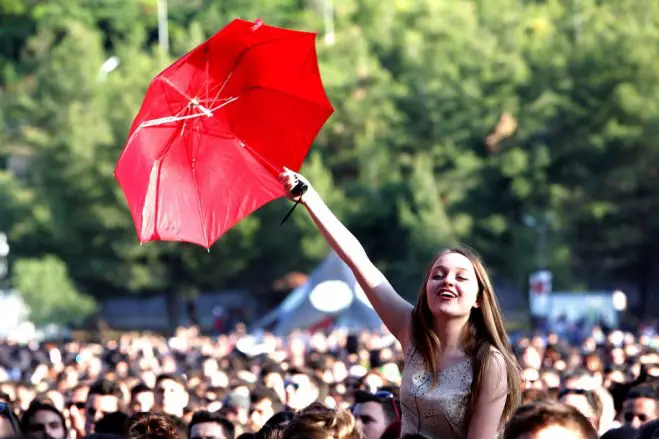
[86,379,122,434]
[352,390,400,439]
[622,384,659,428]
[559,388,603,431]
[95,411,130,436]
[130,383,154,414]
[284,367,321,411]
[188,410,235,439]
[503,400,597,439]
[20,401,67,439]
[249,386,283,431]
[155,374,189,418]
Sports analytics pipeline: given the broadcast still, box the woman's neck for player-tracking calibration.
[434,315,469,353]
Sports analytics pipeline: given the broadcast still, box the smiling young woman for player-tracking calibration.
[279,170,521,439]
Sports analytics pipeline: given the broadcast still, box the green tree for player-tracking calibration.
[12,255,97,326]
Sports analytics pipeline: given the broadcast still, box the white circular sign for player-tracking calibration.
[309,280,353,313]
[0,233,9,257]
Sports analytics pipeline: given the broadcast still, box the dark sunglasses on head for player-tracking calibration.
[373,391,400,421]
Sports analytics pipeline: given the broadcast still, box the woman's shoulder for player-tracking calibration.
[479,346,510,394]
[489,346,505,358]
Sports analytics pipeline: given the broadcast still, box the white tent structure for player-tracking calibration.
[252,252,383,335]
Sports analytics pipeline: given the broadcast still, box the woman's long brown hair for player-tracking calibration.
[409,246,521,430]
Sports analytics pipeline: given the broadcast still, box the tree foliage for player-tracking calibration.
[3,0,659,325]
[11,255,97,326]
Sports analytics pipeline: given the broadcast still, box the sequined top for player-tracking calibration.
[399,343,473,439]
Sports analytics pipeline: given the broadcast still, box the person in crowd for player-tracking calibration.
[0,402,19,438]
[281,403,361,439]
[130,384,155,415]
[19,402,67,439]
[95,411,130,437]
[279,169,521,438]
[154,376,189,420]
[127,413,182,439]
[621,385,659,429]
[558,388,602,431]
[188,411,235,439]
[85,380,123,435]
[351,390,399,439]
[503,400,597,439]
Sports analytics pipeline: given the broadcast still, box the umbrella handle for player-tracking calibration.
[290,180,308,197]
[280,181,308,226]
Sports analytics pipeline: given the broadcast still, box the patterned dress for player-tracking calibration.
[399,344,472,439]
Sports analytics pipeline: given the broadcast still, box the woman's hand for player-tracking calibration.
[279,167,313,203]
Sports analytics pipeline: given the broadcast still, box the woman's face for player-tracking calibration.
[27,410,66,439]
[425,252,480,318]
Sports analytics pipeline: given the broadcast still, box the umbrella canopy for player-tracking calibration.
[115,19,333,248]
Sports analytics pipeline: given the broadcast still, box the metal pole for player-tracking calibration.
[573,0,581,43]
[538,221,548,269]
[158,0,169,60]
[323,0,335,46]
[0,232,9,293]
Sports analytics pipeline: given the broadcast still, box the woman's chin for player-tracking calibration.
[430,302,470,319]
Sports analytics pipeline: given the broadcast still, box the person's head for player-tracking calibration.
[188,411,234,439]
[284,369,319,411]
[351,390,399,439]
[20,401,67,439]
[0,402,19,437]
[130,384,155,414]
[262,411,294,429]
[127,412,182,439]
[539,369,561,392]
[522,368,542,390]
[154,375,189,418]
[558,388,602,431]
[503,401,598,439]
[564,369,595,391]
[605,368,627,387]
[410,246,521,428]
[622,385,659,428]
[253,424,284,439]
[521,388,548,405]
[521,347,543,370]
[281,403,360,439]
[95,411,131,437]
[249,388,283,431]
[86,380,123,433]
[598,425,639,439]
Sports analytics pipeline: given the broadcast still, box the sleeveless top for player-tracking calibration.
[399,343,473,439]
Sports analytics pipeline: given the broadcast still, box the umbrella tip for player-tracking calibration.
[252,19,264,31]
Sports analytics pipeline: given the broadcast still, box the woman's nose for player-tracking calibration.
[442,275,456,285]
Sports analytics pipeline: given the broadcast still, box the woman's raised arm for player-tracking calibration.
[280,170,413,345]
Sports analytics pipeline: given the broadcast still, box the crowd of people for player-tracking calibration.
[0,323,658,439]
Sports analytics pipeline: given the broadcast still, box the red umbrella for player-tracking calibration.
[115,19,333,248]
